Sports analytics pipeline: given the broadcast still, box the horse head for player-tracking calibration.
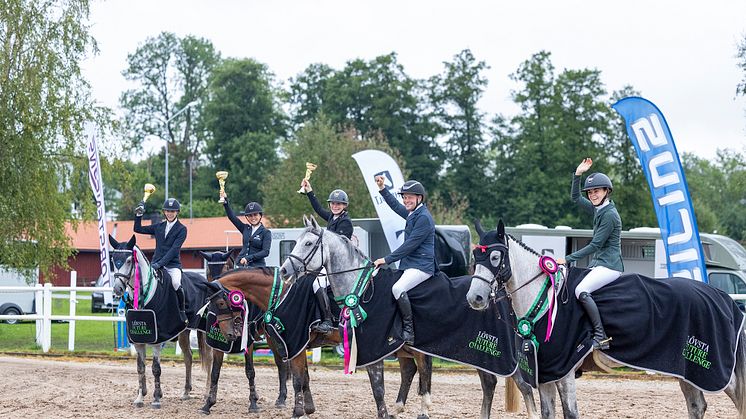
[206,287,243,342]
[467,219,512,311]
[200,249,236,282]
[279,215,327,286]
[108,234,139,299]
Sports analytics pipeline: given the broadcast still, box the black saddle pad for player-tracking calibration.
[128,274,186,344]
[181,271,219,329]
[126,309,158,344]
[533,267,744,391]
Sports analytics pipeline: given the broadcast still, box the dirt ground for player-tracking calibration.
[0,355,737,418]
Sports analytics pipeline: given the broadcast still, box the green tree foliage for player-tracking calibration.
[260,118,401,227]
[430,49,489,216]
[119,32,220,205]
[203,58,287,203]
[0,0,106,276]
[288,53,443,189]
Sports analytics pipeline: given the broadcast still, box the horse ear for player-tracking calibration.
[310,215,320,231]
[108,235,118,248]
[198,251,210,260]
[303,214,310,227]
[218,251,231,262]
[474,219,485,239]
[497,219,505,240]
[126,235,136,249]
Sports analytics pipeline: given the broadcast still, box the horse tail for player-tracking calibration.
[735,329,746,419]
[197,331,212,374]
[504,377,520,413]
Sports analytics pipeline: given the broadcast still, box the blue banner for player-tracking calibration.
[612,97,707,282]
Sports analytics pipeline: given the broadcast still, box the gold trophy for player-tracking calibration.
[216,171,229,203]
[297,162,318,194]
[143,183,156,202]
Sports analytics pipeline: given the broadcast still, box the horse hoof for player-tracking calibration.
[275,401,286,409]
[133,402,144,408]
[181,394,191,401]
[248,406,260,413]
[416,415,429,419]
[198,409,211,415]
[151,401,161,409]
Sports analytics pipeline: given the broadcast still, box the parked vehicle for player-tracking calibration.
[0,266,38,324]
[91,275,118,313]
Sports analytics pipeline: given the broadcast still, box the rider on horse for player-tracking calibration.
[134,197,188,323]
[373,177,436,345]
[557,158,624,350]
[220,190,272,268]
[299,179,353,335]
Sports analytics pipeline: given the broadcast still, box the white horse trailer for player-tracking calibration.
[0,266,39,324]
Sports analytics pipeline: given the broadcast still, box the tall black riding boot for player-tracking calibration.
[176,286,188,325]
[396,292,415,345]
[578,292,611,350]
[313,288,335,334]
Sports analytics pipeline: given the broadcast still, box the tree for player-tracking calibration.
[119,32,220,205]
[288,53,443,189]
[0,0,107,276]
[203,58,287,204]
[260,118,402,226]
[429,49,490,216]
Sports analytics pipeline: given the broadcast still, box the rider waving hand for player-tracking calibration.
[373,176,436,345]
[557,158,624,350]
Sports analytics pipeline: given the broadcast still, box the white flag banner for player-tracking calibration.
[352,149,406,253]
[86,132,113,304]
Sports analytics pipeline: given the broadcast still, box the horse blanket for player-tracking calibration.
[531,267,744,392]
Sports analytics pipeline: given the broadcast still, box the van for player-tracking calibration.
[0,266,38,324]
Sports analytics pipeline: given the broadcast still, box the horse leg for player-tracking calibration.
[269,339,289,408]
[178,331,193,400]
[134,344,147,407]
[477,370,496,419]
[197,332,213,402]
[414,352,432,419]
[554,374,578,419]
[510,372,539,419]
[302,356,316,415]
[366,360,390,419]
[679,380,707,419]
[394,356,417,414]
[725,331,746,419]
[245,344,260,413]
[289,354,307,418]
[199,350,223,415]
[151,344,163,409]
[538,382,557,419]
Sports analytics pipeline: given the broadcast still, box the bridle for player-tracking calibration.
[286,228,372,278]
[110,248,136,295]
[472,238,548,304]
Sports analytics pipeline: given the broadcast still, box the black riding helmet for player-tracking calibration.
[162,198,181,212]
[582,173,613,192]
[327,189,349,205]
[243,202,263,215]
[398,180,426,204]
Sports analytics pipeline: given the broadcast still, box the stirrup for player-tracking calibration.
[592,336,611,350]
[313,320,335,334]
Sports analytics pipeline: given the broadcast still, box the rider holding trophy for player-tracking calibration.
[557,157,624,350]
[298,167,353,335]
[134,191,188,323]
[217,172,271,268]
[373,176,436,345]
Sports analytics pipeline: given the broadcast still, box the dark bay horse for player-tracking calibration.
[197,250,290,414]
[279,216,538,419]
[466,220,746,419]
[109,235,211,408]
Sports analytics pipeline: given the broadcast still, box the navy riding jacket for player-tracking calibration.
[224,200,272,267]
[379,188,436,275]
[133,216,187,269]
[306,191,353,239]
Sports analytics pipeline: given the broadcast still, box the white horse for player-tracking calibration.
[466,220,746,419]
[279,216,539,419]
[109,235,210,408]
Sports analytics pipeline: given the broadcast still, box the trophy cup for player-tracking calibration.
[143,183,156,202]
[216,171,229,203]
[297,162,318,194]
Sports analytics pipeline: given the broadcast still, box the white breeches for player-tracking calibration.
[166,267,182,290]
[575,265,622,298]
[392,268,431,298]
[313,267,329,292]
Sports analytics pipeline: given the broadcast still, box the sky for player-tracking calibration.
[82,0,746,160]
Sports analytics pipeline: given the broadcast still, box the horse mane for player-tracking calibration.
[506,233,541,258]
[318,227,369,261]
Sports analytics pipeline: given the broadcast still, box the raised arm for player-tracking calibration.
[133,214,155,235]
[223,198,247,233]
[307,191,332,222]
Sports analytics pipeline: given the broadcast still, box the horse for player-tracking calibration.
[197,250,291,414]
[279,216,539,419]
[204,266,341,419]
[108,235,211,408]
[466,220,746,419]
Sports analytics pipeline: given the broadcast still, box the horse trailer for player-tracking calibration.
[0,266,38,324]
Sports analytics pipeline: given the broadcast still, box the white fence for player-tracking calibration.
[0,271,124,352]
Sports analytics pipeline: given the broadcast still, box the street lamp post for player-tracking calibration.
[161,100,198,201]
